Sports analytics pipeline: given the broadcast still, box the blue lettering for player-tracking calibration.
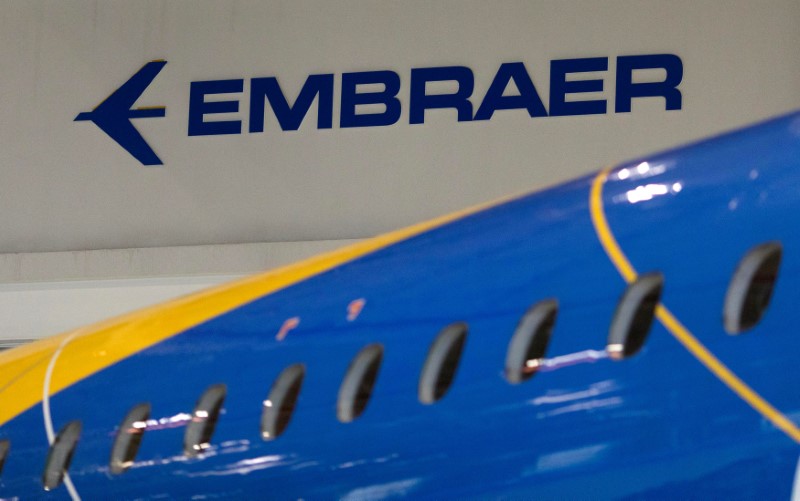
[409,67,474,124]
[340,71,401,128]
[249,74,334,132]
[615,54,683,113]
[186,54,682,139]
[549,57,608,116]
[475,62,547,121]
[188,79,244,136]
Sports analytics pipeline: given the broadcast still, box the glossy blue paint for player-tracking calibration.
[3,111,800,499]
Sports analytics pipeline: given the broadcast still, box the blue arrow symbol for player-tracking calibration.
[75,60,167,166]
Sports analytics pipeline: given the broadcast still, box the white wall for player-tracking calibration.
[1,1,799,342]
[0,275,240,346]
[1,1,798,253]
[0,240,357,341]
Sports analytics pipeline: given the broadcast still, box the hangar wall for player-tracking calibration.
[0,0,799,341]
[0,240,357,343]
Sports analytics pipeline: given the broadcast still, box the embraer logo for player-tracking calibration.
[75,60,167,166]
[75,55,683,166]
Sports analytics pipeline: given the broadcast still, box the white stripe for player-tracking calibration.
[42,332,81,501]
[792,455,800,501]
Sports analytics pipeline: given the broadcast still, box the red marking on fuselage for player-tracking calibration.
[347,299,366,321]
[276,317,300,341]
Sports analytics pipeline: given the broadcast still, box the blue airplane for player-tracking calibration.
[1,110,800,498]
[74,61,167,166]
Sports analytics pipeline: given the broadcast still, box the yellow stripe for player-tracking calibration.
[589,169,637,283]
[590,167,800,443]
[0,192,521,428]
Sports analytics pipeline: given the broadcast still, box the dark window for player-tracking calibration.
[418,322,468,404]
[505,299,558,383]
[607,273,663,360]
[0,439,8,477]
[262,364,305,440]
[184,384,226,456]
[42,421,81,491]
[723,242,782,334]
[337,344,383,423]
[110,403,150,474]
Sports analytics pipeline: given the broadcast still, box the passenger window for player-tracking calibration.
[262,364,305,440]
[337,344,383,423]
[110,403,150,474]
[607,273,663,360]
[184,384,226,456]
[419,323,468,404]
[0,439,8,477]
[42,421,81,491]
[723,242,782,334]
[505,299,557,383]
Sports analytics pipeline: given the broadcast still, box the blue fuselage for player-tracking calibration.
[2,111,800,499]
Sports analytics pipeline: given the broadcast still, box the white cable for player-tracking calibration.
[42,332,81,501]
[792,455,800,501]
